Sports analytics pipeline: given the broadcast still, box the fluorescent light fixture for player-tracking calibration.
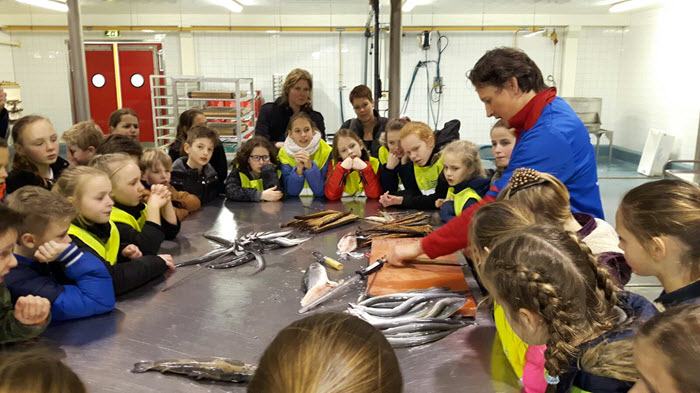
[16,0,68,12]
[402,0,432,13]
[212,0,243,13]
[524,29,545,38]
[141,29,155,33]
[266,30,279,33]
[609,0,662,13]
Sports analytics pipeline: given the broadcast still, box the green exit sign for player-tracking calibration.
[104,30,120,37]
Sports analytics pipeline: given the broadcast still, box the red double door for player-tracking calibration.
[84,43,163,143]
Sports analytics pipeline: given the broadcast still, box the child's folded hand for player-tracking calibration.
[14,295,51,326]
[34,241,71,263]
[122,244,143,259]
[341,157,354,170]
[351,157,367,171]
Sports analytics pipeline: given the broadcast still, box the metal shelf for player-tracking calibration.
[177,96,252,103]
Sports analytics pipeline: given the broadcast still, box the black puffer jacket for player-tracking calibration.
[255,97,326,143]
[5,156,70,194]
[171,157,221,204]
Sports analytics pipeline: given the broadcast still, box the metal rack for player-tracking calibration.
[150,75,256,151]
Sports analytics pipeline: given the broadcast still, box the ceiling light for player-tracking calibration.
[609,0,662,13]
[212,0,243,13]
[16,0,68,12]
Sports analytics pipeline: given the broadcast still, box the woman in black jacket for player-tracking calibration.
[255,68,325,146]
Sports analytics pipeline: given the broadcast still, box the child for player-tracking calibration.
[617,179,700,308]
[489,119,517,185]
[140,148,201,220]
[0,138,8,201]
[108,108,140,141]
[171,125,222,204]
[436,140,490,222]
[62,120,104,166]
[248,312,402,393]
[5,186,115,321]
[481,225,657,393]
[325,128,382,200]
[277,112,332,197]
[169,109,227,188]
[54,166,174,296]
[91,153,179,253]
[379,120,459,210]
[378,117,411,193]
[499,168,631,286]
[96,134,143,160]
[0,349,88,393]
[0,205,50,344]
[6,115,69,194]
[632,303,700,393]
[224,136,283,202]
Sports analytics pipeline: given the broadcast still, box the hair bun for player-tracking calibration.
[509,168,547,192]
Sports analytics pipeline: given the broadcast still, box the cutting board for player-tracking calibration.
[367,238,477,316]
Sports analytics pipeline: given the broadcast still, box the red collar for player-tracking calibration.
[0,183,4,200]
[508,87,557,139]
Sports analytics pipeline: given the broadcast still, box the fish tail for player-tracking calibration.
[132,361,155,373]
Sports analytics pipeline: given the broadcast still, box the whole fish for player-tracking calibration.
[256,229,294,240]
[382,321,473,335]
[351,293,464,317]
[248,249,266,275]
[175,245,237,268]
[386,330,455,348]
[208,253,255,269]
[131,357,256,382]
[300,263,339,307]
[372,317,473,330]
[202,233,235,247]
[265,236,312,247]
[349,297,466,325]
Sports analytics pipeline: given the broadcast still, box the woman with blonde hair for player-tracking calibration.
[248,312,402,393]
[256,68,326,147]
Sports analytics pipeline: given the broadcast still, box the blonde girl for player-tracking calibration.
[481,225,657,393]
[616,179,700,308]
[248,312,402,393]
[379,120,459,210]
[498,168,631,286]
[489,119,516,185]
[54,166,174,295]
[6,115,69,194]
[325,129,382,200]
[91,153,180,253]
[436,140,490,222]
[378,117,410,193]
[631,303,700,393]
[277,112,332,197]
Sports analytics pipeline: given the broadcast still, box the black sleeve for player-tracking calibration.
[260,164,280,190]
[400,173,449,210]
[397,163,420,195]
[168,140,183,163]
[211,144,228,189]
[71,235,167,296]
[0,108,8,140]
[313,111,326,140]
[379,164,400,194]
[161,217,180,240]
[254,104,274,141]
[224,167,261,202]
[115,221,164,256]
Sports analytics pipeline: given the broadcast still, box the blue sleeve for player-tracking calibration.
[280,163,305,196]
[49,244,115,321]
[303,161,326,198]
[489,131,572,198]
[379,164,399,194]
[439,201,456,222]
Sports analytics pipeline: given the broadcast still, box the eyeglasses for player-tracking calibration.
[250,155,270,162]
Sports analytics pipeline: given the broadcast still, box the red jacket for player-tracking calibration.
[421,89,557,259]
[325,161,382,200]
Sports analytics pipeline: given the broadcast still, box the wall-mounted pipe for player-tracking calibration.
[0,40,21,47]
[388,0,401,119]
[2,25,564,33]
[66,0,90,122]
[372,0,380,106]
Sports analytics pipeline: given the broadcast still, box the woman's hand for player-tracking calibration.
[386,241,423,266]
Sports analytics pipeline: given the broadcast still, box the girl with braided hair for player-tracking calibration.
[616,179,700,309]
[480,225,657,393]
[498,168,631,286]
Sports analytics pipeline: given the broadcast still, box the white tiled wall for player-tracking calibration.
[194,30,562,146]
[0,32,15,82]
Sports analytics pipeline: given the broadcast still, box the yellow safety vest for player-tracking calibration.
[238,169,282,191]
[110,206,147,231]
[277,140,332,197]
[446,186,482,216]
[378,145,404,190]
[414,154,443,195]
[68,222,120,265]
[330,157,380,197]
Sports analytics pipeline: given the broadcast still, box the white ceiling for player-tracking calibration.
[0,0,618,16]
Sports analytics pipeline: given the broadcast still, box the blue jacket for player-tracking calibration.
[5,244,115,321]
[280,159,330,197]
[492,97,604,219]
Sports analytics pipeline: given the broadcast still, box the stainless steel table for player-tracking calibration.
[14,198,521,393]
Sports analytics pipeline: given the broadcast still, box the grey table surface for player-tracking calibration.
[17,197,521,393]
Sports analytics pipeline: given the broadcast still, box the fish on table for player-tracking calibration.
[131,357,256,383]
[299,262,339,308]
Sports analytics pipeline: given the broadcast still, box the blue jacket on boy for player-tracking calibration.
[5,243,115,321]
